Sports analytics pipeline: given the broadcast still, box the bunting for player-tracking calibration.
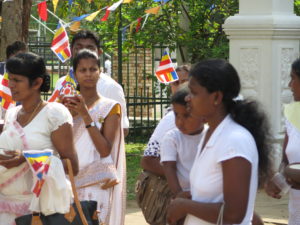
[145,6,161,14]
[70,21,81,32]
[155,51,178,84]
[135,17,142,32]
[23,150,53,197]
[51,21,71,63]
[85,10,101,21]
[52,0,59,13]
[37,1,48,22]
[0,72,15,110]
[101,9,111,21]
[123,0,133,3]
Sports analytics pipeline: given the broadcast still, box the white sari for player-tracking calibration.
[73,96,126,225]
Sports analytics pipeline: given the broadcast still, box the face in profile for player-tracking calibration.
[8,74,33,102]
[72,38,99,57]
[289,71,300,101]
[186,76,216,119]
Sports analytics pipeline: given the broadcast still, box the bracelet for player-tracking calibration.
[85,121,96,128]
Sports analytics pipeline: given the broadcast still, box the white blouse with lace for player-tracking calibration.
[0,102,73,225]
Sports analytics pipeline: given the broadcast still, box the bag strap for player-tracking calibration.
[65,158,88,225]
[216,202,224,225]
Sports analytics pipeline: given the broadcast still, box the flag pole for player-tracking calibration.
[30,15,55,34]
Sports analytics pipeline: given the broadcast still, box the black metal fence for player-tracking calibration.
[28,37,171,142]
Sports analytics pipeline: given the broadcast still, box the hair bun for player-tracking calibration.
[41,73,51,92]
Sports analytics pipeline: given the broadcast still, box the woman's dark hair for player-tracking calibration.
[171,85,189,106]
[6,52,50,92]
[73,49,100,72]
[190,59,272,186]
[291,58,300,78]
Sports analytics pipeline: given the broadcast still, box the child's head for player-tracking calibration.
[171,85,204,135]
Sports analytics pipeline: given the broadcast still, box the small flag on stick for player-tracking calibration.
[23,150,53,197]
[155,51,178,84]
[51,21,71,63]
[0,72,15,110]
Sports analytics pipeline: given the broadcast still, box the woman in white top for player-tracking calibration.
[0,52,78,225]
[63,49,126,225]
[265,58,300,224]
[167,59,272,225]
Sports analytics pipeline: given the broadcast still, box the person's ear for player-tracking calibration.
[212,91,223,106]
[33,77,43,90]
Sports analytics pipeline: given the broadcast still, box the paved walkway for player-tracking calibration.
[125,190,289,225]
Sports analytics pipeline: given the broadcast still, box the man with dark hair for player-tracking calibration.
[51,30,129,136]
[0,41,27,76]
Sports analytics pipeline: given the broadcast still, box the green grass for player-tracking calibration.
[126,143,146,200]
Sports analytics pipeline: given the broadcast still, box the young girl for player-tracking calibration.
[167,59,272,225]
[63,49,126,225]
[161,86,205,196]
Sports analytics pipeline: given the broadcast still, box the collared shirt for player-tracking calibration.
[184,115,258,225]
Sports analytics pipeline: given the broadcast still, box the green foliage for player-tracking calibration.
[126,143,146,200]
[31,0,238,62]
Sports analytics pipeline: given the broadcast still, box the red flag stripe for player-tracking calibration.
[54,42,69,54]
[159,59,172,66]
[1,78,8,87]
[37,1,48,22]
[51,32,67,47]
[156,67,175,75]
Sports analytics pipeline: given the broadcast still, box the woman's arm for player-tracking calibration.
[167,157,251,224]
[163,161,182,195]
[51,123,79,175]
[141,156,165,176]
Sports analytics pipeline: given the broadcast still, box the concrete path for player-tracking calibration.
[125,190,289,225]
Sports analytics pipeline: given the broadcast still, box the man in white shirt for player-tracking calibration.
[51,30,129,136]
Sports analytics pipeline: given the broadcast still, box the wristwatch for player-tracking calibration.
[85,121,96,128]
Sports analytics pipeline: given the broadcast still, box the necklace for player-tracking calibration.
[18,100,44,126]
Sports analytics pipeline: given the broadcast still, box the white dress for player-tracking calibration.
[73,97,126,225]
[0,102,73,225]
[184,116,258,225]
[285,119,300,224]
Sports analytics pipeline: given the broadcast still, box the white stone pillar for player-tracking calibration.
[223,0,300,170]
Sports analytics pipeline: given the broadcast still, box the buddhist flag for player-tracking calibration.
[0,72,15,110]
[155,51,178,84]
[37,1,48,22]
[51,21,71,63]
[23,150,53,197]
[48,69,77,102]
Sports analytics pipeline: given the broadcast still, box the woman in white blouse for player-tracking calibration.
[0,52,78,225]
[167,59,272,225]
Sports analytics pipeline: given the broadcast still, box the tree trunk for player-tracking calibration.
[0,0,32,61]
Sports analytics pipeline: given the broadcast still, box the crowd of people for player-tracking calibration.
[0,30,299,225]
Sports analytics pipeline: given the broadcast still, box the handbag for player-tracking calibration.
[15,159,99,225]
[135,170,173,225]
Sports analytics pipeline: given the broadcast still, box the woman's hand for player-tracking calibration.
[63,95,88,118]
[0,150,25,169]
[167,198,187,225]
[286,177,300,190]
[264,179,282,199]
